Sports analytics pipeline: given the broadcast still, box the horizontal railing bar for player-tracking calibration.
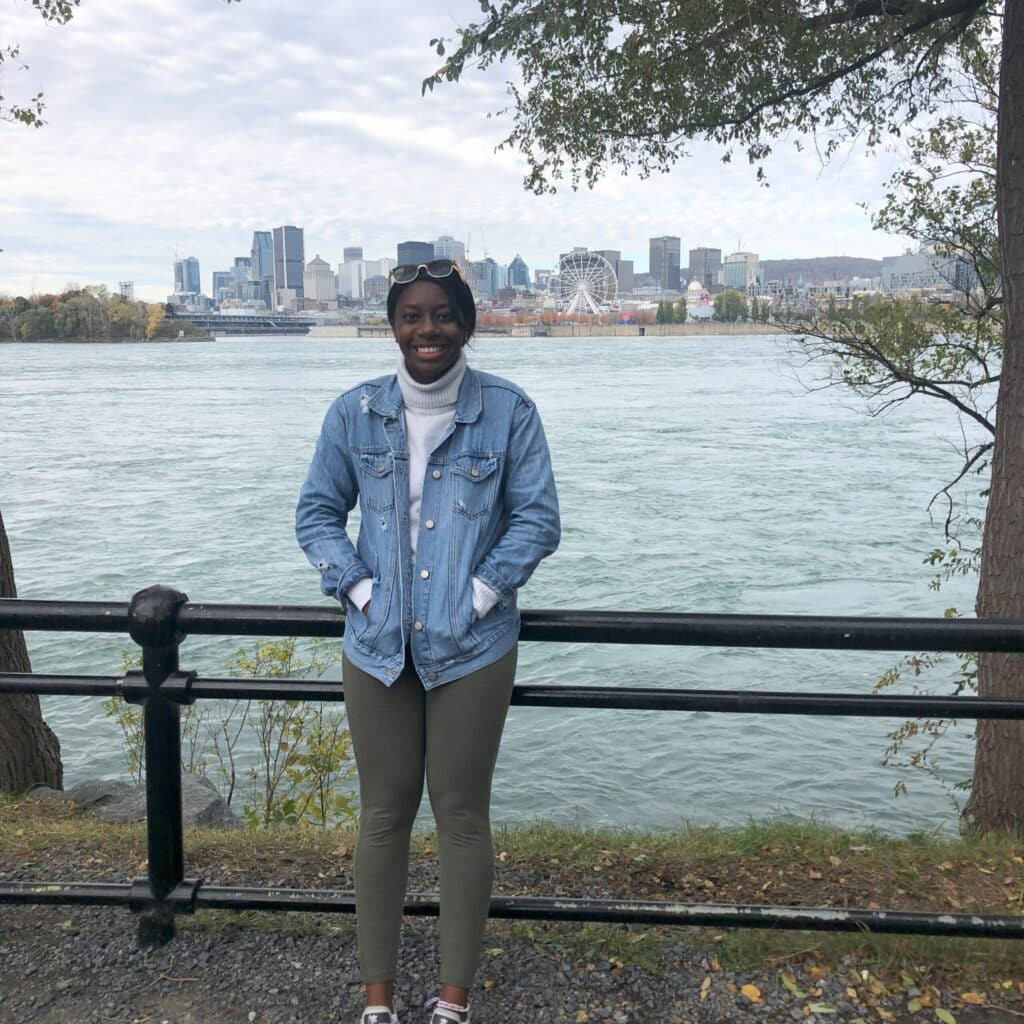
[3,598,1024,652]
[1,881,1021,937]
[3,671,1024,718]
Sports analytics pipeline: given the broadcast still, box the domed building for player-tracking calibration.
[687,279,713,320]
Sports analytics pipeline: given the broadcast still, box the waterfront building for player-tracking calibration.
[688,246,722,289]
[723,251,759,291]
[433,235,466,265]
[649,236,681,291]
[343,246,363,262]
[508,254,530,288]
[304,254,338,308]
[363,274,389,300]
[273,225,305,303]
[173,256,201,296]
[534,269,552,290]
[397,240,434,265]
[211,270,234,301]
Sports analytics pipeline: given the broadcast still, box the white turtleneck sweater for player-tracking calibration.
[346,352,500,622]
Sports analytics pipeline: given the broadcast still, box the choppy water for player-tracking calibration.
[0,335,986,833]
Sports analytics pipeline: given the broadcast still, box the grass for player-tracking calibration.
[3,792,1024,997]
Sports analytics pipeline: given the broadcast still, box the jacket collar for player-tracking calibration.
[366,366,482,424]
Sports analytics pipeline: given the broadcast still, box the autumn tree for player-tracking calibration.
[427,1,1024,832]
[714,288,748,323]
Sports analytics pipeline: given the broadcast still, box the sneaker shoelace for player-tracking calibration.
[424,996,470,1022]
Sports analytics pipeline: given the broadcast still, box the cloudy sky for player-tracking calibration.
[1,0,914,300]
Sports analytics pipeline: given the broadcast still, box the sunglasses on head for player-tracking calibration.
[389,259,464,286]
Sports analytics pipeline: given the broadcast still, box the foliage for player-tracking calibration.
[674,298,687,324]
[1,3,79,128]
[0,286,186,341]
[713,289,748,322]
[424,1,997,193]
[104,637,358,830]
[775,41,1000,800]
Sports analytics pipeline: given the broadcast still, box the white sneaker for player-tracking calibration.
[361,1007,399,1024]
[424,997,470,1023]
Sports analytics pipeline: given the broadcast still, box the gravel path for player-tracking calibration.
[1,889,1018,1024]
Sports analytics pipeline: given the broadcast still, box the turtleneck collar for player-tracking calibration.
[397,349,467,411]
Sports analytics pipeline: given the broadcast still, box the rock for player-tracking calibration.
[27,779,132,807]
[95,774,239,828]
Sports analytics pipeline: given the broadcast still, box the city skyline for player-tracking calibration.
[1,0,917,302]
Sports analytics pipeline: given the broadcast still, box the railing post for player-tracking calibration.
[124,584,199,947]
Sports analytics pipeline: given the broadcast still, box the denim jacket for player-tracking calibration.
[296,367,560,688]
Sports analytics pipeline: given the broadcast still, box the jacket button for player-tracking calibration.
[420,569,429,579]
[428,672,437,681]
[414,621,423,630]
[471,466,479,477]
[432,469,442,479]
[425,519,435,529]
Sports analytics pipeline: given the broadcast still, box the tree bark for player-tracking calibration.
[0,508,63,792]
[963,0,1024,832]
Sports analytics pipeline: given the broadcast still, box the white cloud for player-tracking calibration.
[0,0,913,300]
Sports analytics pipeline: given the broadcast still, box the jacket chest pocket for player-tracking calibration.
[450,454,500,520]
[358,452,396,512]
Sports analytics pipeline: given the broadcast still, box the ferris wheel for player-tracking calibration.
[556,251,619,317]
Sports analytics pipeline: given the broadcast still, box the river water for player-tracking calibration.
[0,335,985,833]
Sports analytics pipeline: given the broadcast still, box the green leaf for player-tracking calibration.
[935,1010,956,1024]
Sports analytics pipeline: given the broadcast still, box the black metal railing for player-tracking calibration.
[2,585,1024,946]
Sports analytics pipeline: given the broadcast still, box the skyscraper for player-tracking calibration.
[343,246,364,262]
[649,236,681,291]
[723,252,759,291]
[688,247,723,289]
[273,225,305,303]
[592,249,635,293]
[397,241,434,265]
[508,254,530,288]
[250,232,274,308]
[433,235,466,265]
[173,256,201,295]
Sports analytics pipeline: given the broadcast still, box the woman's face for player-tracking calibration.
[392,279,466,384]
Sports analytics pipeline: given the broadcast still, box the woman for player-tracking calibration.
[296,259,560,1024]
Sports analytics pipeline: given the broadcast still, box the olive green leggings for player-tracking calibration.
[342,646,517,989]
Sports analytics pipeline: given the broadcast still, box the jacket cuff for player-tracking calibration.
[474,562,513,601]
[336,561,373,602]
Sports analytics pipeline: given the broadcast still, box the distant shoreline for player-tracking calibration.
[0,336,213,344]
[308,321,788,339]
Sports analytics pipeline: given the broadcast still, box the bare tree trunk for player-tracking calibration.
[963,0,1024,832]
[0,508,63,792]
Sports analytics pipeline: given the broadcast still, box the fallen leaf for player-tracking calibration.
[781,973,807,998]
[809,869,823,880]
[808,1003,837,1015]
[741,984,763,1004]
[877,1010,895,1021]
[908,998,923,1012]
[829,855,842,866]
[959,993,984,1005]
[576,1012,589,1023]
[846,988,858,1000]
[14,829,24,837]
[483,979,494,989]
[700,977,711,1000]
[935,1010,956,1024]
